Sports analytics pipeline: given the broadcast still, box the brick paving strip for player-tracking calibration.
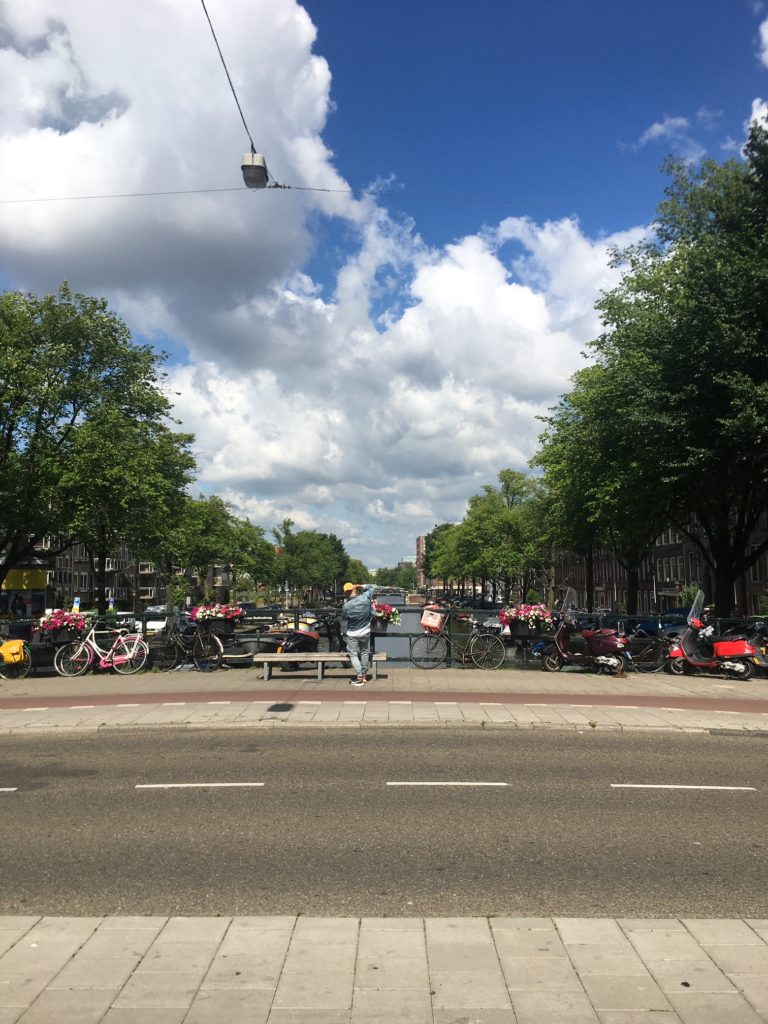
[1,915,768,1022]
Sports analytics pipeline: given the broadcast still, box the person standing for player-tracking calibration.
[340,582,376,686]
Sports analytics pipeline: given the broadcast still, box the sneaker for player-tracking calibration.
[350,677,365,687]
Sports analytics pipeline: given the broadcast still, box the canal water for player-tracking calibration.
[370,595,540,669]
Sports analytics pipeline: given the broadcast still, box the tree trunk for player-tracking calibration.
[96,550,108,615]
[626,565,639,615]
[585,545,594,612]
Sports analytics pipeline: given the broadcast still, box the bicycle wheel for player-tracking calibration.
[410,633,447,669]
[54,641,93,677]
[0,643,32,680]
[112,635,149,675]
[470,632,505,669]
[148,635,181,671]
[193,633,223,672]
[630,639,665,673]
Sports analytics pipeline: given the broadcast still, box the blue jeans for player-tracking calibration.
[345,633,371,676]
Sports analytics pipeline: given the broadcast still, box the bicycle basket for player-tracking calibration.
[420,609,446,634]
[0,639,25,664]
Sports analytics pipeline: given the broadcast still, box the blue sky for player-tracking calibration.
[0,0,766,568]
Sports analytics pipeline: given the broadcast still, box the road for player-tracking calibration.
[1,728,766,917]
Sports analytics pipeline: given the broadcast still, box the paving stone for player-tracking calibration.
[0,922,38,933]
[100,1008,188,1024]
[729,974,768,1012]
[645,958,736,994]
[492,928,567,959]
[490,918,555,931]
[554,919,630,948]
[154,917,229,943]
[271,970,354,1010]
[358,928,426,958]
[426,919,494,943]
[427,940,504,973]
[429,970,513,1009]
[354,955,429,990]
[359,918,424,931]
[112,970,206,1009]
[580,974,672,1012]
[595,1013,681,1023]
[74,927,162,960]
[0,973,54,1009]
[198,951,284,989]
[134,941,219,973]
[14,988,114,1024]
[217,926,293,958]
[280,942,357,973]
[703,944,768,974]
[350,987,433,1021]
[682,920,765,946]
[625,929,709,961]
[619,921,686,933]
[184,988,272,1023]
[666,991,763,1023]
[432,1010,517,1024]
[565,946,648,976]
[511,989,600,1022]
[268,1013,352,1024]
[500,956,584,992]
[47,955,137,990]
[291,917,358,945]
[229,916,296,931]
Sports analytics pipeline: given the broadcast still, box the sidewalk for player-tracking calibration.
[2,663,768,735]
[2,914,768,1022]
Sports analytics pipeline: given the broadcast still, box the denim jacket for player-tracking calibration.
[340,585,376,635]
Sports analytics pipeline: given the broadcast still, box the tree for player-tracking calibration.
[535,115,768,614]
[591,117,768,613]
[61,405,195,613]
[0,282,185,588]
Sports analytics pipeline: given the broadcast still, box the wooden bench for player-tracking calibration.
[254,651,387,681]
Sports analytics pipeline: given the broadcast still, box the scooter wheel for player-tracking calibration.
[542,652,563,672]
[668,658,688,675]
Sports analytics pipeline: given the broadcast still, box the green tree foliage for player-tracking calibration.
[0,282,181,588]
[375,563,416,589]
[536,116,768,614]
[273,519,351,599]
[61,405,195,613]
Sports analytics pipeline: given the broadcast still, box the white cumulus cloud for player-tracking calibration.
[0,0,646,567]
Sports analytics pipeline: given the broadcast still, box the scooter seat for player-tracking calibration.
[581,628,617,639]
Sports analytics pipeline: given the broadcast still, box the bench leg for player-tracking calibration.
[262,662,271,681]
[372,661,378,680]
[317,661,324,681]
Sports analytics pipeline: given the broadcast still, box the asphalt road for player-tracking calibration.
[1,728,766,917]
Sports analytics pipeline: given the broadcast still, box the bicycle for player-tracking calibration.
[0,640,32,680]
[624,627,672,673]
[410,608,505,670]
[54,621,149,677]
[147,620,224,673]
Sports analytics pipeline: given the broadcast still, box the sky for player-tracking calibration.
[1,0,767,569]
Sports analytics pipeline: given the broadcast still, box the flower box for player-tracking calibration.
[371,619,389,635]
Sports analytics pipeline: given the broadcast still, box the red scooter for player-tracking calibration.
[541,587,631,676]
[667,590,758,678]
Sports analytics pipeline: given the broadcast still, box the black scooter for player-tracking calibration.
[255,610,344,672]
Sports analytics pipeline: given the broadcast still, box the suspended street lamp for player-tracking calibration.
[241,150,269,189]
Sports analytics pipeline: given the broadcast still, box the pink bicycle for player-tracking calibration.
[53,621,149,677]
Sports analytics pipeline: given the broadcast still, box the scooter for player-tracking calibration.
[541,587,630,675]
[255,610,343,672]
[666,590,758,678]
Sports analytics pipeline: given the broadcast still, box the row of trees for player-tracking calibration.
[422,117,768,615]
[0,284,370,612]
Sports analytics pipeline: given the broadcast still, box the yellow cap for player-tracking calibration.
[343,582,355,592]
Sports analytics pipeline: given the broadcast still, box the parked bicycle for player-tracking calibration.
[54,621,149,677]
[146,619,225,673]
[0,639,32,680]
[410,606,505,670]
